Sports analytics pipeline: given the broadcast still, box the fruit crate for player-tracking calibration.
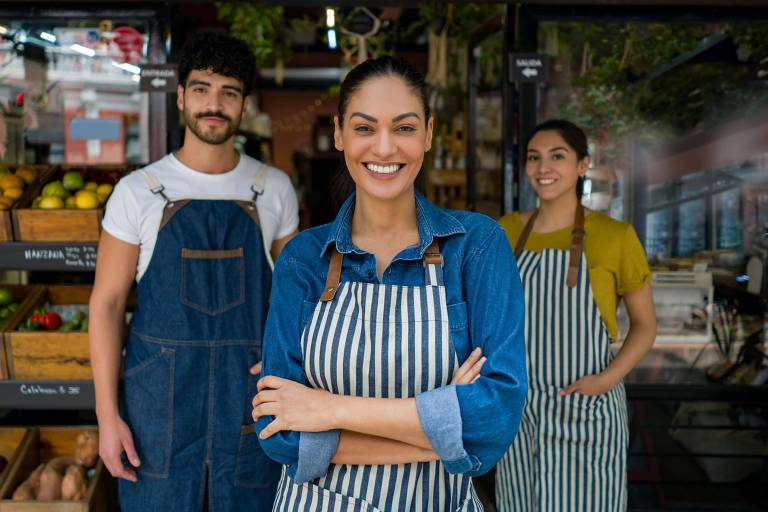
[0,166,49,242]
[12,166,127,242]
[0,428,32,492]
[4,286,92,380]
[0,285,44,380]
[0,427,106,512]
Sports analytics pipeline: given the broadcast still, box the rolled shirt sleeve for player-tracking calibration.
[415,224,527,476]
[256,245,340,482]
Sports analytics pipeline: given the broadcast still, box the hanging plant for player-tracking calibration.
[216,3,291,75]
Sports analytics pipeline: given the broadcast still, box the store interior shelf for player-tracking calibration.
[0,380,94,409]
[0,242,98,271]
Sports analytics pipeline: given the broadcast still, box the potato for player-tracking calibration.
[12,463,44,500]
[36,456,73,501]
[74,431,99,468]
[37,466,63,500]
[61,464,87,500]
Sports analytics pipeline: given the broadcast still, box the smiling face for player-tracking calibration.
[525,130,589,202]
[177,68,246,145]
[334,75,433,202]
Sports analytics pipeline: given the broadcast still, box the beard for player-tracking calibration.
[184,109,241,145]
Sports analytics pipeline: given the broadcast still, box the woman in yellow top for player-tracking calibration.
[495,119,657,512]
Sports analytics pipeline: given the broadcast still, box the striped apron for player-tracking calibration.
[495,206,629,512]
[273,240,483,511]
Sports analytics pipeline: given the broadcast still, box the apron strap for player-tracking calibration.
[566,203,586,288]
[514,204,586,289]
[140,170,172,203]
[320,238,446,302]
[320,249,343,302]
[250,164,268,202]
[514,210,539,258]
[423,239,444,286]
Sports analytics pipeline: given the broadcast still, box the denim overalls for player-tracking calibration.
[119,168,281,511]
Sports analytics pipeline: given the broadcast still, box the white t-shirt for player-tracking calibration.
[102,153,299,282]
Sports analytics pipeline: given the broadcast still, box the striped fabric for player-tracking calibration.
[496,250,628,512]
[274,259,482,511]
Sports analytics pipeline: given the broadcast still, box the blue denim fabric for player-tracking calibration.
[257,192,527,479]
[120,200,281,511]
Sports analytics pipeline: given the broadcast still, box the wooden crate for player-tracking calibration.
[0,427,106,512]
[0,428,32,492]
[0,166,49,242]
[0,285,44,380]
[5,286,92,380]
[12,166,126,242]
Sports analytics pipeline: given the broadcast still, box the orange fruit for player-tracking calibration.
[14,168,35,185]
[3,187,23,200]
[0,175,23,191]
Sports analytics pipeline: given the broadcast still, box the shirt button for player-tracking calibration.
[366,270,374,279]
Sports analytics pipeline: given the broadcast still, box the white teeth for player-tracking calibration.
[366,163,401,174]
[538,178,556,185]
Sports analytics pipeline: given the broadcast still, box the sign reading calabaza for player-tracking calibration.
[19,383,81,396]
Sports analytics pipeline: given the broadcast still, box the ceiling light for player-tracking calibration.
[327,28,337,50]
[111,60,141,74]
[71,44,95,57]
[40,31,56,43]
[326,8,335,28]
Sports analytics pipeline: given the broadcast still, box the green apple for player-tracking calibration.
[42,181,69,199]
[62,171,84,191]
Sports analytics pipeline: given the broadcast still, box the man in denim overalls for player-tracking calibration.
[89,32,297,511]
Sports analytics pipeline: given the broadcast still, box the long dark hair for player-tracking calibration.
[525,119,589,199]
[331,56,430,205]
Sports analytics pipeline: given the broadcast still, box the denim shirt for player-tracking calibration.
[256,192,527,483]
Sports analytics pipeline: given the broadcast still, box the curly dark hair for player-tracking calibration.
[177,31,258,96]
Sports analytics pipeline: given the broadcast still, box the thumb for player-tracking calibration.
[559,381,579,397]
[121,428,141,467]
[250,362,263,375]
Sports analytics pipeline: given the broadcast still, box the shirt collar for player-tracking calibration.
[320,191,466,258]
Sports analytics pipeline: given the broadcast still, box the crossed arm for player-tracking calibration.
[252,348,486,465]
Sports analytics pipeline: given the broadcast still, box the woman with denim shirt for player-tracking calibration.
[250,56,527,511]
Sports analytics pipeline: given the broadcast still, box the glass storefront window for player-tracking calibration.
[535,20,768,266]
[0,20,150,165]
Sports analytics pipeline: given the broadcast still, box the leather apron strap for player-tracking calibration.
[514,204,586,289]
[320,239,444,302]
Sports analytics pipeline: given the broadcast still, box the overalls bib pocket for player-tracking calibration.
[181,247,245,315]
[123,346,175,478]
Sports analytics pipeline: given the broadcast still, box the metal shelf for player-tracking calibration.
[0,380,94,410]
[0,242,98,271]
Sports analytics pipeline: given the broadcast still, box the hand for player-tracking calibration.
[249,361,262,375]
[252,376,335,439]
[97,414,140,482]
[559,373,614,397]
[451,347,486,385]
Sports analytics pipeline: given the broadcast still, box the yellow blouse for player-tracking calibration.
[498,211,651,340]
